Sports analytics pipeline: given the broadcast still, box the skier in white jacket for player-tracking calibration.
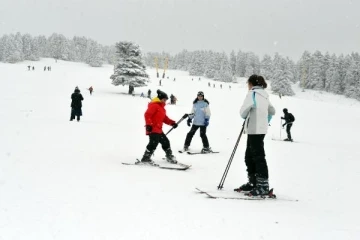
[235,74,276,196]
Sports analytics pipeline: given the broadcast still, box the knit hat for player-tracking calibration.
[157,89,168,100]
[197,91,204,97]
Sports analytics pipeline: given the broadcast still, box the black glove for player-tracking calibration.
[146,125,152,132]
[172,123,178,129]
[187,118,192,127]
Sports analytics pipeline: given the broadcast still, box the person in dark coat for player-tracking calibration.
[281,108,295,141]
[70,87,84,122]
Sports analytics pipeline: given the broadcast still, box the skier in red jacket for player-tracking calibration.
[141,90,178,164]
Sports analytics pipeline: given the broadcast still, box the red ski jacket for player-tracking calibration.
[144,97,175,135]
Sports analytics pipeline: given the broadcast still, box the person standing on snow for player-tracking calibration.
[140,90,178,164]
[281,108,295,141]
[183,91,212,153]
[70,86,84,122]
[234,75,275,196]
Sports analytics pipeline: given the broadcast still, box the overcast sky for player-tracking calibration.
[0,0,359,60]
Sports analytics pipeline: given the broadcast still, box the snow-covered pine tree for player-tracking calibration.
[230,50,236,76]
[204,51,219,78]
[325,54,342,93]
[271,57,295,96]
[213,53,232,82]
[244,65,254,78]
[344,57,360,100]
[188,51,205,76]
[260,54,273,80]
[85,40,103,67]
[110,41,149,88]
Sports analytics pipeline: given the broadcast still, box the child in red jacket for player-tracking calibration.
[141,90,178,164]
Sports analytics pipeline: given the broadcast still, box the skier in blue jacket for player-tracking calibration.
[183,91,212,153]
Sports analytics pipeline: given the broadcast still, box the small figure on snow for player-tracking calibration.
[183,91,212,153]
[170,94,177,105]
[281,108,295,141]
[235,75,275,196]
[140,90,178,164]
[70,86,84,122]
[147,89,152,99]
[88,86,93,95]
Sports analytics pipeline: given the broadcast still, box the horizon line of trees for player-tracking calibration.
[1,32,359,100]
[0,32,116,67]
[144,50,360,100]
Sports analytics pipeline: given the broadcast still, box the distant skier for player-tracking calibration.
[170,94,177,105]
[235,74,275,196]
[32,66,35,71]
[70,86,84,122]
[183,91,212,153]
[140,90,178,164]
[27,66,31,71]
[88,86,93,95]
[44,66,47,71]
[147,89,152,99]
[208,82,210,87]
[281,108,295,141]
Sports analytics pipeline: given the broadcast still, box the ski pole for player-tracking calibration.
[217,120,245,190]
[165,113,189,135]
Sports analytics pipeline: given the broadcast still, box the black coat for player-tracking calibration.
[71,90,84,109]
[282,112,294,123]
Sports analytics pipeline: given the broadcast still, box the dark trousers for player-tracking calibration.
[245,134,268,179]
[286,124,293,140]
[70,108,82,121]
[146,133,171,153]
[184,125,209,148]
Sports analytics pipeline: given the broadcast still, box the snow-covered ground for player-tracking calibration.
[1,59,359,239]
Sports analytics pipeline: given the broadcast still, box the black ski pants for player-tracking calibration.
[286,123,293,140]
[184,125,209,148]
[70,108,82,121]
[244,134,268,179]
[146,133,171,153]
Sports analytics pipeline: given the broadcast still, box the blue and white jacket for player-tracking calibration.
[189,99,211,126]
[240,86,275,134]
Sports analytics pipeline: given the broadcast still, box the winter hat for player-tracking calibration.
[283,108,288,113]
[197,91,204,97]
[157,89,168,100]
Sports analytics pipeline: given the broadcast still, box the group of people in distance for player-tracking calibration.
[140,74,295,197]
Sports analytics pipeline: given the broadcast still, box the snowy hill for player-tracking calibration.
[1,59,359,239]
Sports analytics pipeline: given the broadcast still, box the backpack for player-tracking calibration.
[289,113,295,122]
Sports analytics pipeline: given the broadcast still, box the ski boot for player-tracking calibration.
[165,149,177,164]
[201,147,212,153]
[246,175,269,196]
[234,174,255,192]
[183,145,189,151]
[139,149,155,165]
[284,138,293,142]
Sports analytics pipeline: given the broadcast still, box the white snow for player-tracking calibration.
[0,58,359,239]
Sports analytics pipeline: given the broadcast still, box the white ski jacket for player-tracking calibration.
[240,86,276,134]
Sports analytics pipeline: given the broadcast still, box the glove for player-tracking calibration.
[204,118,209,127]
[172,122,178,129]
[187,118,192,127]
[145,125,152,132]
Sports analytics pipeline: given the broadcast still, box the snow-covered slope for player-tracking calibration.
[0,59,359,239]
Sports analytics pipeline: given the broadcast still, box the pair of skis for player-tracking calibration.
[195,187,298,201]
[122,159,191,171]
[178,150,220,155]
